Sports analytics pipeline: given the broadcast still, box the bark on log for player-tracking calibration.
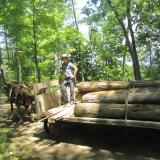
[82,88,160,104]
[129,87,160,93]
[77,81,129,92]
[130,80,160,88]
[82,90,128,103]
[75,103,125,118]
[74,103,160,121]
[128,92,160,104]
[128,88,160,104]
[77,81,160,92]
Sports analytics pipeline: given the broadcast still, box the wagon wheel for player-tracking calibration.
[44,118,63,138]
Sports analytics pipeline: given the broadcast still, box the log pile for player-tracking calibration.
[74,81,160,122]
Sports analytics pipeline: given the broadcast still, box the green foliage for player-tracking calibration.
[0,0,86,83]
[0,128,9,160]
[81,0,160,80]
[0,0,159,83]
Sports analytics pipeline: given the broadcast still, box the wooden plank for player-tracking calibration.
[48,106,66,114]
[35,91,61,114]
[62,117,125,126]
[48,105,74,122]
[38,107,65,121]
[34,80,61,114]
[61,117,160,129]
[126,120,160,129]
[39,105,74,121]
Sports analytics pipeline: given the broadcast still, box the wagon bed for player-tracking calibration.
[43,104,160,135]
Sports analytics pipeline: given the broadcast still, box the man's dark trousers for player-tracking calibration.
[61,79,74,104]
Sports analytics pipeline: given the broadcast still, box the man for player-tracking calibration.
[59,54,78,105]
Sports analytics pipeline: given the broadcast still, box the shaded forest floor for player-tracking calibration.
[0,97,160,160]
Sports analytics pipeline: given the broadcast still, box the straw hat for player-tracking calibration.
[61,54,70,60]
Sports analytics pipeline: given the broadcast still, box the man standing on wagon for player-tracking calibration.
[59,54,78,105]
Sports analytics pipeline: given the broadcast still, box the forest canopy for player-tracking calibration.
[0,0,160,87]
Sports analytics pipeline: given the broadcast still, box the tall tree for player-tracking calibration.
[106,0,141,80]
[32,0,41,82]
[71,0,84,81]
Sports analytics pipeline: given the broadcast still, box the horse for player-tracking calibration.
[7,84,34,123]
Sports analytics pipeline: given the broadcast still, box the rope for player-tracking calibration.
[124,84,130,127]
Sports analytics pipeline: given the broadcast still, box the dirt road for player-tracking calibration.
[0,97,160,160]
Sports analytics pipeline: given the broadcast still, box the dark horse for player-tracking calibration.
[7,84,34,123]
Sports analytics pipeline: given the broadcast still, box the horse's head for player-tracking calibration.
[4,83,14,97]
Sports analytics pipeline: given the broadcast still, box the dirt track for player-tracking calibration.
[0,97,160,160]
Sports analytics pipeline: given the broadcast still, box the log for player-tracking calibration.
[77,81,129,92]
[128,88,160,104]
[75,103,125,119]
[127,104,160,121]
[130,80,160,88]
[82,90,128,103]
[74,103,160,121]
[76,80,160,92]
[82,88,160,104]
[129,87,160,93]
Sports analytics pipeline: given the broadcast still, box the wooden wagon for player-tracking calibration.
[40,80,160,136]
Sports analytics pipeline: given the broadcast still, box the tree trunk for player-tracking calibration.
[0,48,7,85]
[71,0,79,30]
[71,0,84,81]
[106,0,142,80]
[32,0,41,82]
[16,49,22,83]
[4,28,10,65]
[122,51,126,80]
[147,41,153,80]
[75,103,160,121]
[126,0,141,80]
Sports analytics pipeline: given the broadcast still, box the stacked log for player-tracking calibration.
[74,81,160,121]
[76,81,129,92]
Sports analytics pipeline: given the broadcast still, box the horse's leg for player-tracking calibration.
[11,102,14,112]
[26,105,34,122]
[17,104,23,124]
[9,102,14,120]
[27,105,32,114]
